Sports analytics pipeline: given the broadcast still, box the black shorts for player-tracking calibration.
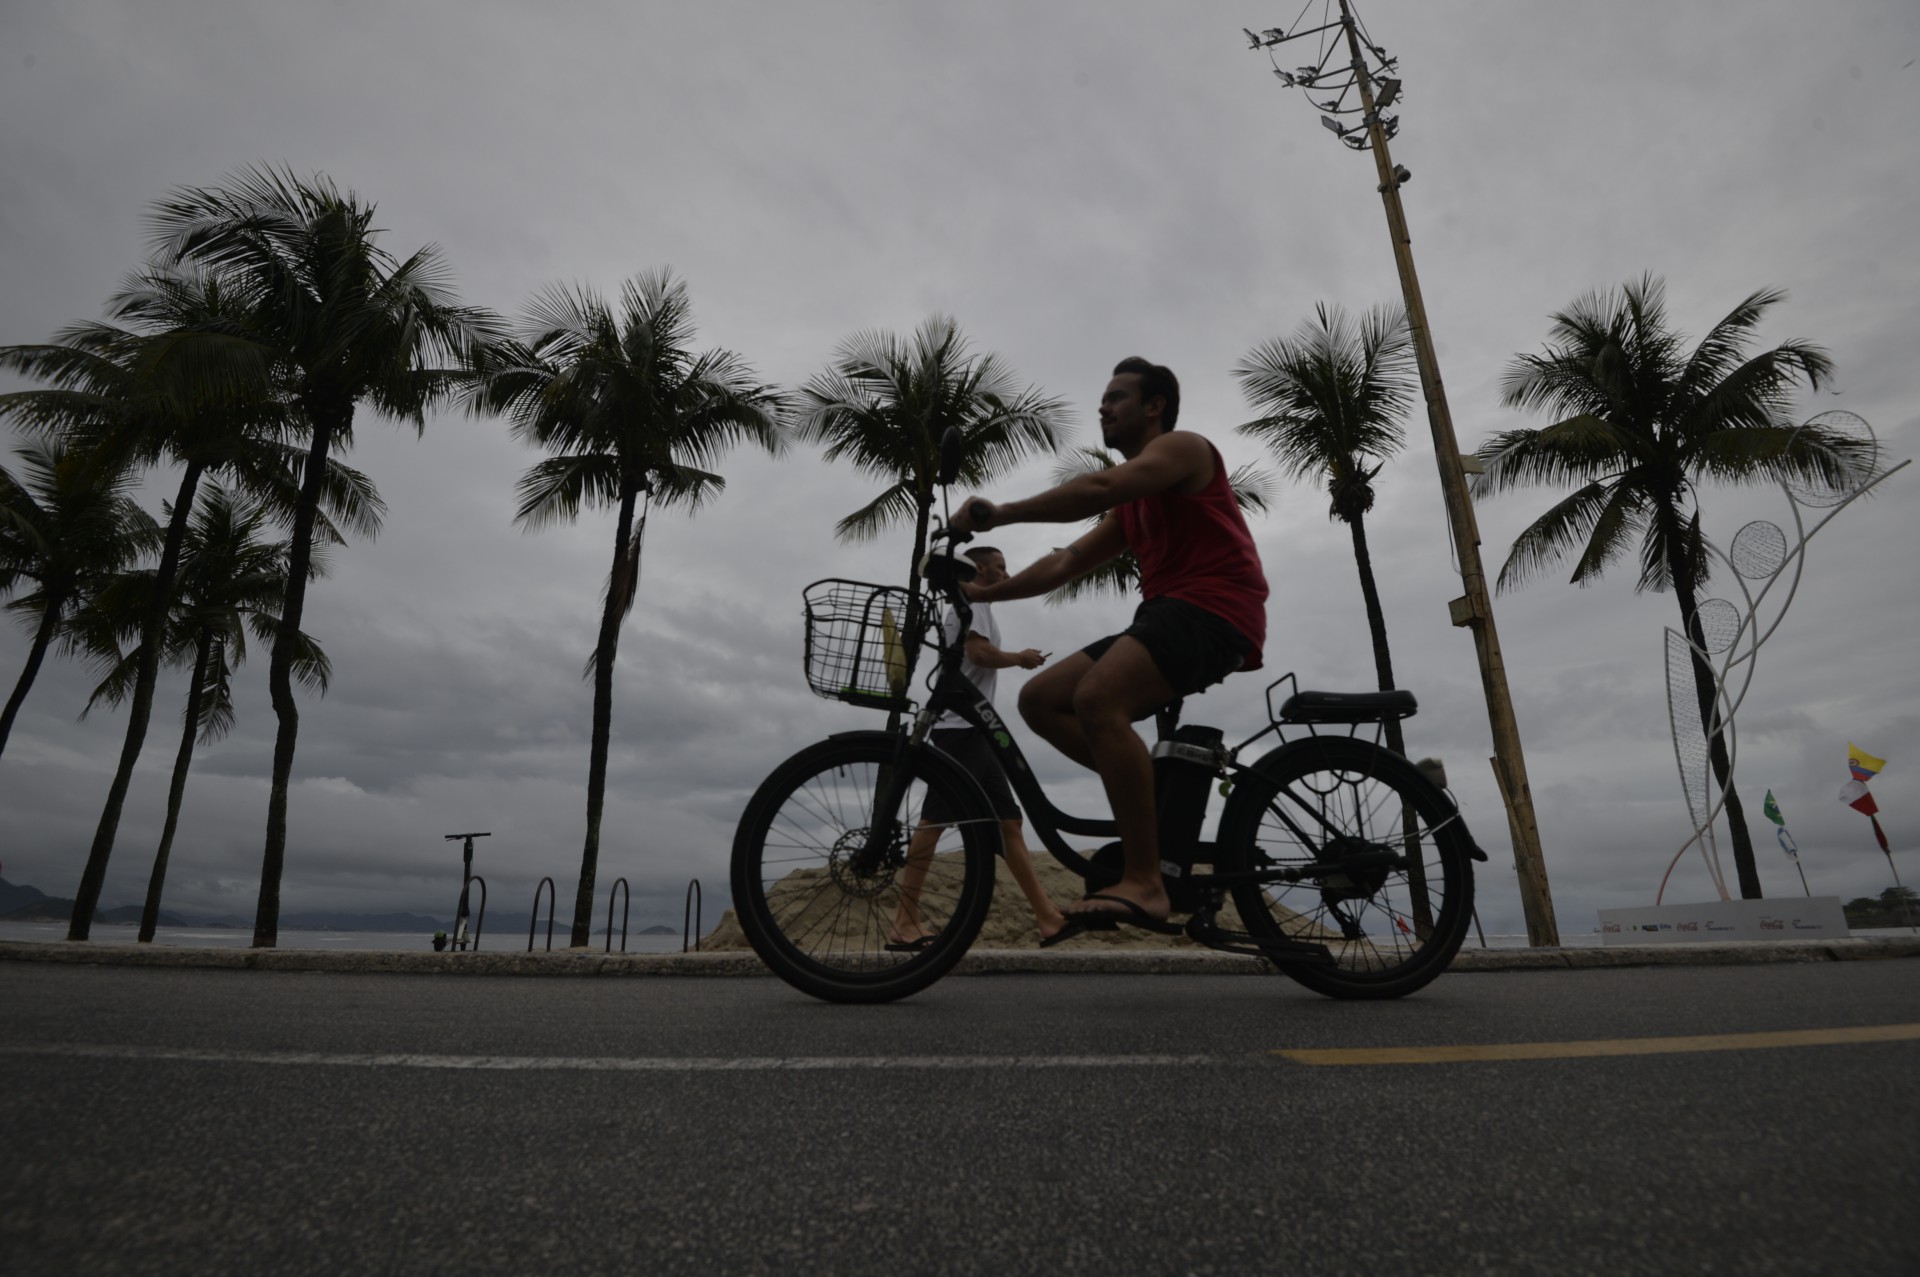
[1081,597,1252,710]
[920,727,1021,824]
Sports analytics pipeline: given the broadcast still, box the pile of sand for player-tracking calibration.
[703,851,1340,952]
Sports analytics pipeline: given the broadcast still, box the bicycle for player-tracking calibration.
[730,433,1486,1004]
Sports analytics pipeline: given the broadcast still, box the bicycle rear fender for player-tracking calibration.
[1225,740,1490,863]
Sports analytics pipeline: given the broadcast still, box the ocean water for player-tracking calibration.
[0,920,694,954]
[3,919,1907,955]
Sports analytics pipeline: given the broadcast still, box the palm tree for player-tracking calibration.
[473,270,786,948]
[1472,275,1856,898]
[796,316,1069,711]
[799,316,1068,558]
[1234,303,1418,764]
[148,165,502,946]
[1039,446,1276,605]
[0,440,158,759]
[0,265,338,941]
[77,485,330,942]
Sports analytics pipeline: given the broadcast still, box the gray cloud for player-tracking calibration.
[3,1,1916,938]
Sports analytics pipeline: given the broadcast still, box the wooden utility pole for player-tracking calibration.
[1330,0,1560,944]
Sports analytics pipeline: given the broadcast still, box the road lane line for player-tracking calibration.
[1272,1022,1920,1066]
[0,1044,1226,1072]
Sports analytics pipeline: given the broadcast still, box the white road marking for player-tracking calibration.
[1274,1022,1920,1065]
[0,1043,1226,1072]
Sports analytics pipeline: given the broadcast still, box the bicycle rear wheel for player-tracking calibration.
[730,731,1000,1003]
[1217,735,1474,999]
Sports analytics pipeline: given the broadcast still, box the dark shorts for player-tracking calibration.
[1081,597,1253,712]
[921,727,1021,824]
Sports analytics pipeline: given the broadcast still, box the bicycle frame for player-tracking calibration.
[871,565,1390,894]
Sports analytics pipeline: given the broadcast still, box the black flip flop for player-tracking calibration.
[1066,893,1180,935]
[1038,922,1085,948]
[884,933,938,953]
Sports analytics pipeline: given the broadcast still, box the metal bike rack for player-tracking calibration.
[528,876,556,952]
[605,877,630,954]
[461,876,488,951]
[683,878,702,952]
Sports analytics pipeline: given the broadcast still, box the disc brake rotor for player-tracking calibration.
[827,826,903,900]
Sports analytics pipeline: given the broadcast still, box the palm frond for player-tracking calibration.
[801,316,1067,538]
[512,452,623,530]
[1493,480,1622,594]
[1045,550,1140,605]
[1235,302,1414,490]
[1471,414,1638,498]
[648,462,727,513]
[834,482,918,542]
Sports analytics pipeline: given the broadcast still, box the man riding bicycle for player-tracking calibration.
[953,356,1269,935]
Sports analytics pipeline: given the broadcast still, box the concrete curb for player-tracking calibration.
[4,936,1916,977]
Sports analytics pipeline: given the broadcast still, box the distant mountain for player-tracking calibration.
[4,896,72,922]
[0,876,48,917]
[277,911,448,932]
[94,905,191,928]
[2,889,190,929]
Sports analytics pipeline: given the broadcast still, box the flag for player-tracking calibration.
[1776,827,1800,861]
[1838,778,1880,817]
[1870,815,1891,854]
[1762,790,1785,826]
[1848,742,1885,783]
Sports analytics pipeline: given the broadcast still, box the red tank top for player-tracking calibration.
[1116,440,1268,670]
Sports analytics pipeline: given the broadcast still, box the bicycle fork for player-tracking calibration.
[851,711,941,878]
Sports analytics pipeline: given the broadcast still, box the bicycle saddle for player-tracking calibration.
[1279,689,1418,723]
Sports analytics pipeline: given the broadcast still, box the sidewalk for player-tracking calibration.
[4,936,1917,978]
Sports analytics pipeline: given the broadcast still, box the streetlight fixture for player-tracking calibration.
[1249,1,1561,946]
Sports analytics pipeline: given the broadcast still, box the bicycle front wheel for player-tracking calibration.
[730,731,1001,1003]
[1217,735,1475,999]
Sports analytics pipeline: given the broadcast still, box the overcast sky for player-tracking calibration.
[2,0,1915,939]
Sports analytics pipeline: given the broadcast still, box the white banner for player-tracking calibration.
[1597,897,1851,945]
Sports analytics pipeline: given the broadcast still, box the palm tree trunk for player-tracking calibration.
[1670,535,1761,898]
[572,486,638,947]
[1347,513,1431,932]
[0,591,64,761]
[68,461,204,942]
[138,630,212,943]
[1346,513,1399,700]
[255,413,339,948]
[885,493,935,737]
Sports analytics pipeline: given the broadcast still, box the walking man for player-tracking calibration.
[953,356,1268,935]
[888,546,1071,947]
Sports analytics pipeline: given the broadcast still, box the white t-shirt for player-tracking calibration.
[935,601,999,727]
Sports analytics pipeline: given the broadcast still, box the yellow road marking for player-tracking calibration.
[1273,1022,1920,1066]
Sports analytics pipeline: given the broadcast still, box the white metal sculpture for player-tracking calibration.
[1658,411,1908,902]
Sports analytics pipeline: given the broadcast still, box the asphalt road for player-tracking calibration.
[3,961,1917,1275]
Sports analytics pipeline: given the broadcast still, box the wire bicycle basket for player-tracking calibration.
[802,579,917,712]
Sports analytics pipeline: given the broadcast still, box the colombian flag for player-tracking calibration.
[1848,743,1885,783]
